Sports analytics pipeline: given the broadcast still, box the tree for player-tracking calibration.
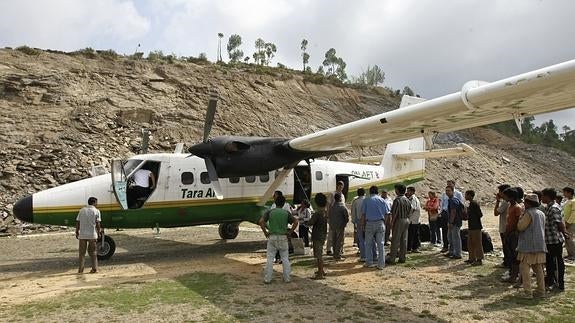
[244,56,250,63]
[198,52,207,61]
[264,42,277,66]
[317,65,325,75]
[322,48,347,81]
[226,34,243,63]
[361,65,385,86]
[301,39,309,71]
[217,33,224,62]
[253,38,266,65]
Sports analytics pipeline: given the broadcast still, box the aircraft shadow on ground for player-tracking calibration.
[1,233,447,322]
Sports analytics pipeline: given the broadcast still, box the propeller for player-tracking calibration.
[191,90,223,200]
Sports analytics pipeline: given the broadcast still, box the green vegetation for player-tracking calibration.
[8,272,235,321]
[488,116,575,156]
[227,34,243,63]
[354,65,385,87]
[73,47,97,59]
[98,49,118,60]
[252,38,277,66]
[322,48,347,81]
[16,45,41,56]
[301,39,310,72]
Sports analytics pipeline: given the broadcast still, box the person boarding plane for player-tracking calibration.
[13,59,575,260]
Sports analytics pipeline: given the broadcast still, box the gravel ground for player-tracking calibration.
[0,213,573,322]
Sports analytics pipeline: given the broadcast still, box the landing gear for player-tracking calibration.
[97,235,116,260]
[218,223,240,240]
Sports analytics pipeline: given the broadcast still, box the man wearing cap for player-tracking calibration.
[517,193,547,298]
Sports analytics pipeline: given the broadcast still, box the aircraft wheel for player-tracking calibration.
[97,235,116,260]
[218,223,240,240]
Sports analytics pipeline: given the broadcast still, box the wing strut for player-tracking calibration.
[513,113,525,135]
[257,167,293,207]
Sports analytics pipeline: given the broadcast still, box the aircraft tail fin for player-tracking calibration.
[380,95,427,184]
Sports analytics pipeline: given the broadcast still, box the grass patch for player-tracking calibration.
[9,272,235,320]
[291,258,316,267]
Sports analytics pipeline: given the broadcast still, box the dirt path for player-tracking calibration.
[0,215,573,322]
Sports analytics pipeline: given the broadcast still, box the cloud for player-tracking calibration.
[0,0,150,51]
[1,0,574,127]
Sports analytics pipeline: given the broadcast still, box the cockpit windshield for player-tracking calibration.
[123,159,145,178]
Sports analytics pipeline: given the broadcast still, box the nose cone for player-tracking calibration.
[13,195,33,223]
[189,142,212,158]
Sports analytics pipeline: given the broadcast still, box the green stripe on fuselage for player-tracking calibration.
[34,201,265,229]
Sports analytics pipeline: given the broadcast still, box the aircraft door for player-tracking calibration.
[111,159,129,210]
[293,166,312,205]
[336,175,350,202]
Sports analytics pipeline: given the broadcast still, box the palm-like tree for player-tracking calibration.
[217,33,224,62]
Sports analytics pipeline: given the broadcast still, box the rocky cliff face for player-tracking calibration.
[1,48,574,234]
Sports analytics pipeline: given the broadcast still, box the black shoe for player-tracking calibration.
[326,251,333,256]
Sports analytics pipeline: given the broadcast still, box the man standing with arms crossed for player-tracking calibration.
[76,197,101,274]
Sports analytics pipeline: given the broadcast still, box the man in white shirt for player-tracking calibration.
[131,168,156,208]
[406,187,421,253]
[381,190,393,245]
[76,197,102,273]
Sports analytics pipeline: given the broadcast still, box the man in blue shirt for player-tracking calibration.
[361,185,390,269]
[439,180,464,252]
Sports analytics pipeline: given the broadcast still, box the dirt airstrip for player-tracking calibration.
[0,214,573,322]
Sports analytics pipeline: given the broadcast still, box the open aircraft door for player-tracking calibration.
[111,159,129,210]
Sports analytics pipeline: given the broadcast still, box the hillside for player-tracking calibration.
[1,48,574,232]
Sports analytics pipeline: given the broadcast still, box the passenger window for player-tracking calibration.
[200,172,211,184]
[229,177,240,184]
[181,172,194,185]
[315,171,323,181]
[259,174,269,182]
[245,176,256,183]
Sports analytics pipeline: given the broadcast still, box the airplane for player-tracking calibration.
[12,58,575,260]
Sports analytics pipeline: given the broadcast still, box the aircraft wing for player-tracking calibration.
[288,59,575,152]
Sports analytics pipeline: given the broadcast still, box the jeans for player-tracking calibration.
[264,235,291,283]
[357,225,377,260]
[365,221,385,268]
[448,224,462,257]
[429,220,441,245]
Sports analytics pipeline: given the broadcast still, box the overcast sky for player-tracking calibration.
[1,0,574,130]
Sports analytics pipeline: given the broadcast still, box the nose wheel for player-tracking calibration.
[97,235,117,260]
[218,223,240,240]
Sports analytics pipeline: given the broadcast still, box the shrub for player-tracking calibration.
[130,52,144,59]
[147,50,165,62]
[16,46,41,56]
[98,49,118,60]
[74,47,97,59]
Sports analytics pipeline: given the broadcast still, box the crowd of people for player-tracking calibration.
[259,181,574,299]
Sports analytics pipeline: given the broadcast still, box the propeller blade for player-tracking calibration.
[205,158,223,200]
[203,92,218,143]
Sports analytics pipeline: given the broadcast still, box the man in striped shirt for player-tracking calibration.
[386,184,413,265]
